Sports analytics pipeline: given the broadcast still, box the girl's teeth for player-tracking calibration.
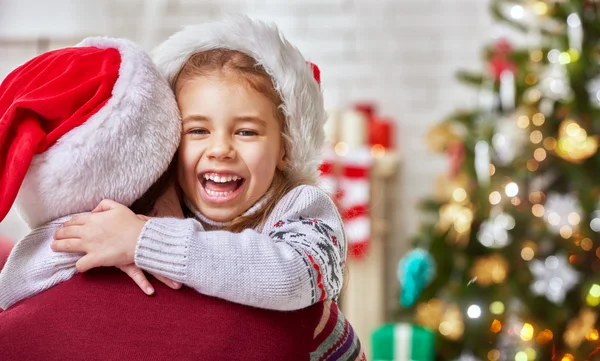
[205,189,234,197]
[203,173,241,183]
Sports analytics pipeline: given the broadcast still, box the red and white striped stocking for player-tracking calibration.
[319,147,372,259]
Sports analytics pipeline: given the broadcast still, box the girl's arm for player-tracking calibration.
[0,218,81,310]
[135,185,347,311]
[0,215,179,310]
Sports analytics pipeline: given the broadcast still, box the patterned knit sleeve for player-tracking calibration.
[135,185,347,311]
[311,301,367,361]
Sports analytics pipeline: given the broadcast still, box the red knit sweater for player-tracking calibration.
[0,268,323,360]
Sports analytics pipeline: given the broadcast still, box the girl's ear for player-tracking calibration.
[277,145,287,171]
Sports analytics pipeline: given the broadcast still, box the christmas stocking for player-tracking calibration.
[319,147,372,259]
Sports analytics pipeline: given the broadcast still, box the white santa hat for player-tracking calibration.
[0,37,181,228]
[152,15,326,184]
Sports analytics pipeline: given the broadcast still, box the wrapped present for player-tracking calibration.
[372,323,435,361]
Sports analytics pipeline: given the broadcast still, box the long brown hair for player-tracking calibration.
[174,49,309,232]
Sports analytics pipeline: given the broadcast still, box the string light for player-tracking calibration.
[490,319,502,333]
[515,351,527,361]
[536,329,554,343]
[548,49,561,63]
[561,354,574,361]
[569,254,579,264]
[581,238,593,251]
[559,225,573,239]
[530,50,543,62]
[531,1,547,14]
[587,329,599,341]
[533,147,546,161]
[489,191,502,205]
[558,52,571,65]
[489,164,496,176]
[525,73,537,85]
[532,113,545,126]
[505,182,519,197]
[490,301,505,315]
[487,349,500,361]
[587,293,600,307]
[529,192,544,203]
[567,212,580,226]
[510,4,524,19]
[467,305,482,319]
[565,122,581,137]
[532,204,545,217]
[588,284,600,307]
[567,48,580,62]
[521,246,535,261]
[517,115,530,128]
[527,89,541,102]
[530,130,543,144]
[520,323,534,341]
[453,188,467,202]
[524,348,536,360]
[526,159,539,171]
[547,212,561,225]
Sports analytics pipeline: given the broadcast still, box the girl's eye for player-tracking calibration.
[237,129,258,136]
[188,128,209,135]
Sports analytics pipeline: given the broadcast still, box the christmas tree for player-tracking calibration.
[400,1,600,360]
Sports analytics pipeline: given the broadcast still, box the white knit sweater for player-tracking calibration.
[0,185,347,311]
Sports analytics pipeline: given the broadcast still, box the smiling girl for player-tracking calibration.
[52,16,348,312]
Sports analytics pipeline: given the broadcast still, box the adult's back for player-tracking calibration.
[0,267,322,361]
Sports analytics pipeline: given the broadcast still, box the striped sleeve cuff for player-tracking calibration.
[134,217,193,281]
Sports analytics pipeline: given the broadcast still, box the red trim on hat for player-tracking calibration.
[0,47,121,221]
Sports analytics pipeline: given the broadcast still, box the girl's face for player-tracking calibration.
[176,73,286,222]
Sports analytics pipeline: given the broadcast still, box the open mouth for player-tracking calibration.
[200,172,245,198]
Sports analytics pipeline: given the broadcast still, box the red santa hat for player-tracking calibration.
[152,15,326,184]
[0,37,181,228]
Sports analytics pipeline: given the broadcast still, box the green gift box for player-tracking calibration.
[371,323,435,361]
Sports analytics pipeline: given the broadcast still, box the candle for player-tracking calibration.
[340,110,368,148]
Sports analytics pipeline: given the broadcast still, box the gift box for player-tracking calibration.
[372,323,435,361]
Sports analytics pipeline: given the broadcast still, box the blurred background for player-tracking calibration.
[3,1,599,360]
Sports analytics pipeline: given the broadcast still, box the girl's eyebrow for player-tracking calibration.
[182,115,209,123]
[235,116,267,127]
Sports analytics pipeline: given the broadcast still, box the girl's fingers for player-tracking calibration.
[51,238,85,253]
[118,264,155,295]
[54,225,84,240]
[62,214,90,227]
[92,199,121,213]
[75,254,102,273]
[150,272,182,290]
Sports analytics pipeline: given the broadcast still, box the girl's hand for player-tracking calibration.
[118,264,182,295]
[52,199,146,272]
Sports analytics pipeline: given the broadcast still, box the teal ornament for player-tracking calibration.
[397,248,435,307]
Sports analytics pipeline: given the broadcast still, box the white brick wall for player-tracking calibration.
[0,0,495,353]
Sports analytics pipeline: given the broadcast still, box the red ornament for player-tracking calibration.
[489,38,517,80]
[447,142,465,177]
